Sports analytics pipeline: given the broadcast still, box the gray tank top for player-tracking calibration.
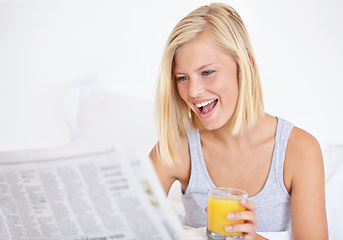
[181,117,293,232]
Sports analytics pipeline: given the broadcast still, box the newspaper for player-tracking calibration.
[0,144,187,240]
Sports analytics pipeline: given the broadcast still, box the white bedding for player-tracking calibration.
[66,79,343,239]
[183,226,292,240]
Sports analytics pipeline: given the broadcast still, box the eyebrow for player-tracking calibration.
[197,63,215,71]
[174,63,216,75]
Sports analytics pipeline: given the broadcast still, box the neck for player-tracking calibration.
[201,113,271,150]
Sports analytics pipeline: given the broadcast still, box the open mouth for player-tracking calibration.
[195,99,218,115]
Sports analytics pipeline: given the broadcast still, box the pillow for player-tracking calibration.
[322,144,343,239]
[64,78,157,157]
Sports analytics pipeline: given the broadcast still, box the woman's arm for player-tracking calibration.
[149,144,177,194]
[285,127,328,240]
[149,136,191,195]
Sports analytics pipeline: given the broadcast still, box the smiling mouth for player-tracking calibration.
[195,99,218,114]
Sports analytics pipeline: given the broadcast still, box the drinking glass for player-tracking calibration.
[206,187,248,240]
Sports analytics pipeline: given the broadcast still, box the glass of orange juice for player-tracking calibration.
[206,187,248,239]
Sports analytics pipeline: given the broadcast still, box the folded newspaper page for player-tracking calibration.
[0,144,187,240]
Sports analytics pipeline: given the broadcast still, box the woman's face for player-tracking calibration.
[174,36,239,130]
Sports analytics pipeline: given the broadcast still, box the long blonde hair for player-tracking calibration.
[155,3,264,166]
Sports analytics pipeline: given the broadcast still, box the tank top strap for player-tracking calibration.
[273,117,294,198]
[185,128,214,195]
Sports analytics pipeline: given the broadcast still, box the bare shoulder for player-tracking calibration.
[284,126,324,191]
[149,136,191,194]
[286,126,323,164]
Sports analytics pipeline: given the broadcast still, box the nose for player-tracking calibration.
[188,77,204,98]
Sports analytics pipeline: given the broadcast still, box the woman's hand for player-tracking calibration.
[224,199,259,240]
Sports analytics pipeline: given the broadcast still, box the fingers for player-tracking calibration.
[227,210,256,223]
[224,199,258,240]
[225,223,255,236]
[226,199,256,223]
[239,199,255,212]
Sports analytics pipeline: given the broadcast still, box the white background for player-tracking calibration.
[0,0,342,151]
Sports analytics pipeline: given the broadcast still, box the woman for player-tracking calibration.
[149,3,328,240]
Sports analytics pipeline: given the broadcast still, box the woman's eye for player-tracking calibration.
[176,76,188,81]
[202,70,214,76]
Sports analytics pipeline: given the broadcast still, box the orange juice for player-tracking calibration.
[207,196,246,237]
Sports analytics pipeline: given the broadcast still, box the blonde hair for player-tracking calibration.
[155,3,264,166]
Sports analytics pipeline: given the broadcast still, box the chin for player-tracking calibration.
[201,122,224,131]
[200,117,230,131]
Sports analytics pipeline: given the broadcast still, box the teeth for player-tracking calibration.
[195,99,216,108]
